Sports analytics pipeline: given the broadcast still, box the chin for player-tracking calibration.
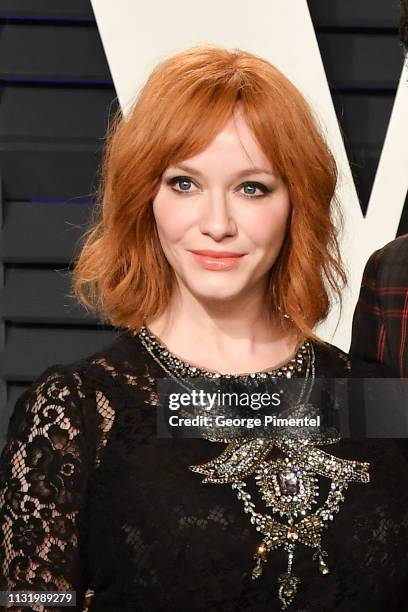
[187,282,246,303]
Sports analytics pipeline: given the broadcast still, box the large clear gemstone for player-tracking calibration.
[278,470,299,496]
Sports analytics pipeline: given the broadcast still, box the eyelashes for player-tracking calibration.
[165,176,273,199]
[166,177,193,191]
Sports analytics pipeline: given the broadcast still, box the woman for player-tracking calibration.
[0,45,407,612]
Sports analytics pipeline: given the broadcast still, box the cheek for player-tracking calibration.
[152,190,192,242]
[245,198,291,248]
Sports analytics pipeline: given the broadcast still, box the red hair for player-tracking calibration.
[72,45,346,341]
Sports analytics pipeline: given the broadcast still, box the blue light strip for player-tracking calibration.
[30,198,97,204]
[1,77,114,86]
[0,15,95,24]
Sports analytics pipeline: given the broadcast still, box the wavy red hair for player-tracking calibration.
[71,44,346,341]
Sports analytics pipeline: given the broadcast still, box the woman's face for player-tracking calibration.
[152,106,291,306]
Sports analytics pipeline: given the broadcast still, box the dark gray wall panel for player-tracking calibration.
[308,0,400,28]
[0,23,111,81]
[332,94,396,211]
[0,201,94,263]
[1,326,118,380]
[317,32,404,89]
[333,94,394,147]
[346,149,383,213]
[0,85,117,200]
[0,85,118,140]
[0,1,93,19]
[398,194,408,235]
[0,268,98,324]
[0,383,26,451]
[0,4,117,451]
[0,147,102,199]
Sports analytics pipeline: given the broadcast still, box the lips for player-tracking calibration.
[189,250,245,271]
[190,250,244,257]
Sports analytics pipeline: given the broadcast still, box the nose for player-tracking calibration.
[199,190,237,240]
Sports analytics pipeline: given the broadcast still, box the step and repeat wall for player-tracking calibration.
[0,0,406,449]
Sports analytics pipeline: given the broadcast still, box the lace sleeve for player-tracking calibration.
[0,365,91,611]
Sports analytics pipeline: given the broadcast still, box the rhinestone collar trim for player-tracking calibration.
[137,324,310,380]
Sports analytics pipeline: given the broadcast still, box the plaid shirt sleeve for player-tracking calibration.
[350,236,408,377]
[350,249,386,367]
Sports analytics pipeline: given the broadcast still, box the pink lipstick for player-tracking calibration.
[190,250,245,271]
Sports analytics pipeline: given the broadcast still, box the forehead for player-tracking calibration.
[177,106,273,172]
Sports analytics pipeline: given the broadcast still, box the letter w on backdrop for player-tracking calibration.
[91,0,408,351]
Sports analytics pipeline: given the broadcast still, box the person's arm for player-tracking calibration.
[350,250,386,365]
[0,366,91,612]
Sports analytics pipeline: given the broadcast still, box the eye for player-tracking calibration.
[240,182,271,198]
[165,176,272,198]
[167,176,197,193]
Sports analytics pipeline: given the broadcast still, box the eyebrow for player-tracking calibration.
[167,164,277,179]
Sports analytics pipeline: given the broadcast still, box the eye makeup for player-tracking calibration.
[165,175,274,198]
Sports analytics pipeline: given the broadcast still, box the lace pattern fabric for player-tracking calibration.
[0,330,407,611]
[0,367,88,611]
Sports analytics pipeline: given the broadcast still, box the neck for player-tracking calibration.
[145,288,300,375]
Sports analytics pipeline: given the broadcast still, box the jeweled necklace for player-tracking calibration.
[136,325,370,609]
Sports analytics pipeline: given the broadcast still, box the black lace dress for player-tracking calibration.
[0,327,408,612]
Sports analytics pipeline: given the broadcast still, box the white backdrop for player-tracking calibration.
[90,0,408,351]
